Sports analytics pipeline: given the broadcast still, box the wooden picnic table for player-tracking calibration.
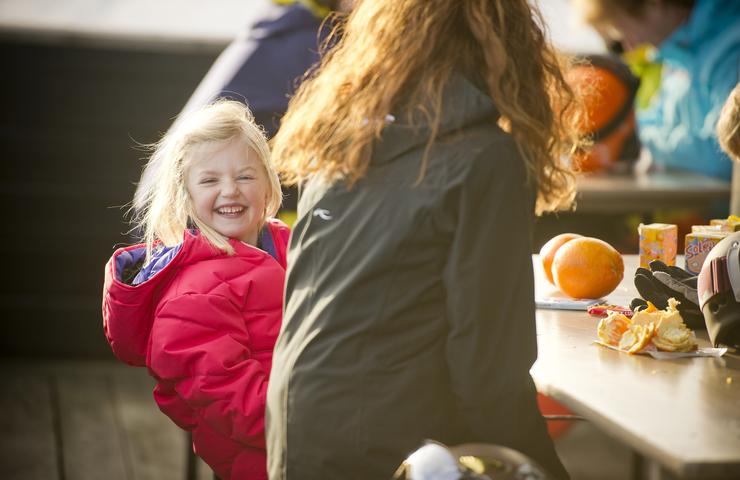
[575,171,731,215]
[532,255,740,479]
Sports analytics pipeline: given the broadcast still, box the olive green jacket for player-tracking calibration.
[266,75,568,480]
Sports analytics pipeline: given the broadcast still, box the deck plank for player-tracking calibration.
[55,365,130,480]
[112,367,189,480]
[0,368,59,480]
[0,360,211,479]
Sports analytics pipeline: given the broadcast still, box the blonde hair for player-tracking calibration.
[134,100,282,260]
[272,0,581,215]
[718,83,740,162]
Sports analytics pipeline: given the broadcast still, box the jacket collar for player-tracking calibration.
[371,74,499,164]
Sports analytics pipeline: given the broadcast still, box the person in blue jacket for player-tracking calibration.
[176,0,348,137]
[573,0,740,180]
[135,0,351,212]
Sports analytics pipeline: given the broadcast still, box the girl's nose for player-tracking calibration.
[221,179,239,197]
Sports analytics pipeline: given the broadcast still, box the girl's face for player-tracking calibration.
[186,137,269,246]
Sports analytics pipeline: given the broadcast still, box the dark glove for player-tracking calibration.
[632,260,705,329]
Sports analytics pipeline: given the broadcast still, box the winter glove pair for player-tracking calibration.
[630,260,705,329]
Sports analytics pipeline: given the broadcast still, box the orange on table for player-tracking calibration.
[539,233,583,285]
[552,237,624,299]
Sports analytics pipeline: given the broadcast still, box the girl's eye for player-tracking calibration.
[237,175,254,181]
[199,178,217,185]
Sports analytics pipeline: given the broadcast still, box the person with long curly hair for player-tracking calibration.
[266,1,580,478]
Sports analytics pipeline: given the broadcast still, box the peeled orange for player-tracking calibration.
[539,233,583,285]
[552,237,624,299]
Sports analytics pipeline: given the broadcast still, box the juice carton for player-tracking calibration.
[638,223,677,268]
[709,215,740,232]
[684,231,729,275]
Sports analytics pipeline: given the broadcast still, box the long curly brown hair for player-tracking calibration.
[273,0,581,214]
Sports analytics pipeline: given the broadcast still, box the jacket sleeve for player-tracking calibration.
[442,141,567,478]
[148,292,269,449]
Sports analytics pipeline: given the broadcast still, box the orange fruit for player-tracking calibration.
[552,237,624,299]
[540,233,583,285]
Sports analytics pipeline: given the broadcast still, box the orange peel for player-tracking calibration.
[596,297,698,354]
[597,312,631,346]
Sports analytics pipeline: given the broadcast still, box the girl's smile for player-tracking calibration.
[215,204,246,217]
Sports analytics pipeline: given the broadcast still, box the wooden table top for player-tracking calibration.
[531,255,740,479]
[575,171,730,214]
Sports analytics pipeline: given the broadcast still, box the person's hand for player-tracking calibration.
[631,260,705,329]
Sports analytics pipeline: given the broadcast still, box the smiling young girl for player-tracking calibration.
[102,100,288,480]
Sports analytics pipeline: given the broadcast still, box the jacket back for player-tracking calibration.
[266,77,567,479]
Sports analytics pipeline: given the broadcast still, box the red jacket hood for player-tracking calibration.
[102,219,290,366]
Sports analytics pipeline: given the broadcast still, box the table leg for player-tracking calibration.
[186,431,197,480]
[632,451,645,480]
[633,452,683,480]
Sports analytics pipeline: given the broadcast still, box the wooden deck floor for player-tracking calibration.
[0,359,212,480]
[0,359,634,480]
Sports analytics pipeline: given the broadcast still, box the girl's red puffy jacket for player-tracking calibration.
[102,219,290,480]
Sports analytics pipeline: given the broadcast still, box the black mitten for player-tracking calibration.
[632,260,704,329]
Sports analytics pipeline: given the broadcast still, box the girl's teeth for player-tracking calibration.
[218,206,244,214]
